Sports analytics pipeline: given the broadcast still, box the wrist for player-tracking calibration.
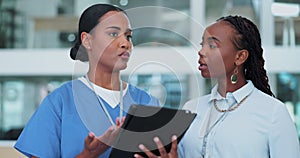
[76,149,98,158]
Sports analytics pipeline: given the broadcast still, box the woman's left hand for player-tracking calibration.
[76,117,125,158]
[134,135,178,158]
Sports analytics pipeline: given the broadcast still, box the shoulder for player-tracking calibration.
[47,79,86,99]
[128,84,151,97]
[40,80,84,112]
[183,94,210,113]
[127,84,160,106]
[45,80,74,102]
[128,84,147,93]
[251,88,285,109]
[48,80,73,95]
[248,88,292,121]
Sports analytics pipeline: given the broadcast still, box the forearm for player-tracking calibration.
[75,149,99,158]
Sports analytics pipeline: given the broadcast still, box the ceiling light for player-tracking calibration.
[120,0,128,6]
[271,2,300,17]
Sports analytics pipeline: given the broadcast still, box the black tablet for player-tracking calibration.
[109,104,197,158]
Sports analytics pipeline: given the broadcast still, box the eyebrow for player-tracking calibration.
[106,26,132,33]
[207,36,220,43]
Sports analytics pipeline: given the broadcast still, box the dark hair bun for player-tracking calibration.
[70,43,89,62]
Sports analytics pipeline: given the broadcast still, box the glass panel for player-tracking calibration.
[122,74,189,109]
[205,0,261,26]
[0,0,192,49]
[0,76,71,140]
[0,74,190,140]
[110,0,191,47]
[1,0,299,48]
[0,0,27,48]
[277,73,300,138]
[273,0,300,46]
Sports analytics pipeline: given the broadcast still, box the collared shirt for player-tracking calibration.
[178,81,300,158]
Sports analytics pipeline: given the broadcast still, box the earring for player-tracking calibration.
[231,68,238,84]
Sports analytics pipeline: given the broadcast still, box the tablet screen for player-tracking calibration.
[109,104,196,158]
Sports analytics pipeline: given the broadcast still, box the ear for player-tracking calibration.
[81,32,92,49]
[235,49,249,66]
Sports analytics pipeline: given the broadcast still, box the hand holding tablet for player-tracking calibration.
[109,104,196,158]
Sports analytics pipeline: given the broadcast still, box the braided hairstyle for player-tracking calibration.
[217,15,274,97]
[70,4,125,62]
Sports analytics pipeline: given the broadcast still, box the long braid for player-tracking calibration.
[217,15,275,97]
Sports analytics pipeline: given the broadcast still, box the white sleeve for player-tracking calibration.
[268,104,300,158]
[177,138,186,158]
[182,98,199,113]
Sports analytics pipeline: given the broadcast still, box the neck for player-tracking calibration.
[87,70,122,91]
[217,76,247,97]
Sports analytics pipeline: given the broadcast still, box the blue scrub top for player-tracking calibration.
[15,79,160,158]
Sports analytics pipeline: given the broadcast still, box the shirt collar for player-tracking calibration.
[209,80,254,102]
[78,76,128,109]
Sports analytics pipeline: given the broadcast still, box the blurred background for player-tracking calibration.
[0,0,300,157]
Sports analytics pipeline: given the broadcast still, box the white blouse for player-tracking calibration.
[178,80,300,158]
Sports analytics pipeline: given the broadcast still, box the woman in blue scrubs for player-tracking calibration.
[14,4,159,158]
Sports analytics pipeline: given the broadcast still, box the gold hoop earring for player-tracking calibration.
[231,68,238,84]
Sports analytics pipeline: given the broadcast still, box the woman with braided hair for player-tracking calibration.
[135,15,299,158]
[177,15,300,158]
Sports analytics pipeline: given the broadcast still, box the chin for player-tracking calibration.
[114,65,127,72]
[201,72,211,78]
[120,64,127,70]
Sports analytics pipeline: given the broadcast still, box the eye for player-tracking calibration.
[109,32,119,37]
[200,41,217,49]
[207,41,217,49]
[200,42,203,47]
[209,44,217,49]
[126,35,132,41]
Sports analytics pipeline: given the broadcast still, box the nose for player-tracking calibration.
[198,48,205,57]
[119,35,132,50]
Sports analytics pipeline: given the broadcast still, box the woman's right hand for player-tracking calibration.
[76,117,125,158]
[134,135,179,158]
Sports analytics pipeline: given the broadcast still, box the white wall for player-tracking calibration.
[1,46,299,76]
[74,0,109,16]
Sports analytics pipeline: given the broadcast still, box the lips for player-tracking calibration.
[119,52,130,59]
[198,60,208,70]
